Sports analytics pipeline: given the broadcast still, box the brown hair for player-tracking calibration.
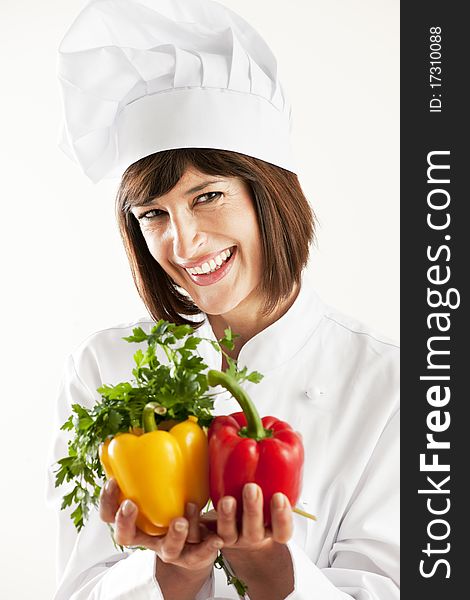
[116,149,315,327]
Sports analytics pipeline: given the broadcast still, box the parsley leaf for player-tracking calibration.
[54,320,262,531]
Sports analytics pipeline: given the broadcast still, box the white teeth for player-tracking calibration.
[185,247,234,276]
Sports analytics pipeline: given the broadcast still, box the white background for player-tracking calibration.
[0,1,399,598]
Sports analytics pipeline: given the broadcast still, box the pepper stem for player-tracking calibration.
[142,402,167,432]
[207,370,266,440]
[293,506,317,521]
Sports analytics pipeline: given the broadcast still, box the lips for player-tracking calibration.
[185,247,233,275]
[183,246,236,287]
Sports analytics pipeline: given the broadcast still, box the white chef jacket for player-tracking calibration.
[46,279,399,600]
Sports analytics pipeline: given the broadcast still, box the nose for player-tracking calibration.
[171,212,206,260]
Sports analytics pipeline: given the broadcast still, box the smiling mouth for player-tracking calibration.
[184,246,235,276]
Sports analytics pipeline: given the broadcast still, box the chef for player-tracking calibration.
[47,1,399,599]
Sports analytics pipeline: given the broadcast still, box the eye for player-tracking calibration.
[135,191,221,221]
[137,208,167,221]
[194,191,222,206]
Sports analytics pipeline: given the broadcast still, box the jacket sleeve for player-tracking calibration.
[284,410,400,600]
[46,353,214,600]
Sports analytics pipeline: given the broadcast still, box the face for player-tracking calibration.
[131,167,263,317]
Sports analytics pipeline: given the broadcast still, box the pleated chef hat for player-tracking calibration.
[58,0,296,183]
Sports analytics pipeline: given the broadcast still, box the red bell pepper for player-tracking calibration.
[207,370,304,526]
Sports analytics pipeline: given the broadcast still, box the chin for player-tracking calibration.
[176,274,258,317]
[192,295,241,317]
[169,281,235,315]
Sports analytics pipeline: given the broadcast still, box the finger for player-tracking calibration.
[199,510,218,540]
[216,496,238,546]
[242,483,265,543]
[182,533,224,564]
[114,499,140,546]
[99,478,121,523]
[185,503,201,544]
[270,493,293,544]
[200,509,217,533]
[158,517,189,563]
[201,534,224,555]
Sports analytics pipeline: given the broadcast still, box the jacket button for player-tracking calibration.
[304,387,324,401]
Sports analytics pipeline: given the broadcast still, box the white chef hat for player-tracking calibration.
[58,0,296,183]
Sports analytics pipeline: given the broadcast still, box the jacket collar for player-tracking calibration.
[200,273,326,374]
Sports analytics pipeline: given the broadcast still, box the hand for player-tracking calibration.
[202,483,295,600]
[99,478,224,572]
[202,482,293,554]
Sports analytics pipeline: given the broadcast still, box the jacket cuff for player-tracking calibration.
[71,549,162,599]
[284,541,349,600]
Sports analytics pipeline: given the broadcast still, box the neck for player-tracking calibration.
[208,282,300,361]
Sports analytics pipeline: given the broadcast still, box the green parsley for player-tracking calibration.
[54,320,262,531]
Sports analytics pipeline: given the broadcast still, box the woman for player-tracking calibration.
[48,1,399,599]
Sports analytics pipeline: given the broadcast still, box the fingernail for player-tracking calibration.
[174,520,188,533]
[272,493,286,509]
[244,483,258,501]
[212,539,224,549]
[121,499,136,516]
[104,478,115,493]
[221,497,234,514]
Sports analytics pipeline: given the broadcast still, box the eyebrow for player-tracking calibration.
[133,179,226,208]
[184,179,226,195]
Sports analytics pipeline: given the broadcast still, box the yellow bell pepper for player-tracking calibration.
[99,405,209,536]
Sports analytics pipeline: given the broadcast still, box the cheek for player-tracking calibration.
[240,213,262,262]
[142,235,159,260]
[141,228,167,262]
